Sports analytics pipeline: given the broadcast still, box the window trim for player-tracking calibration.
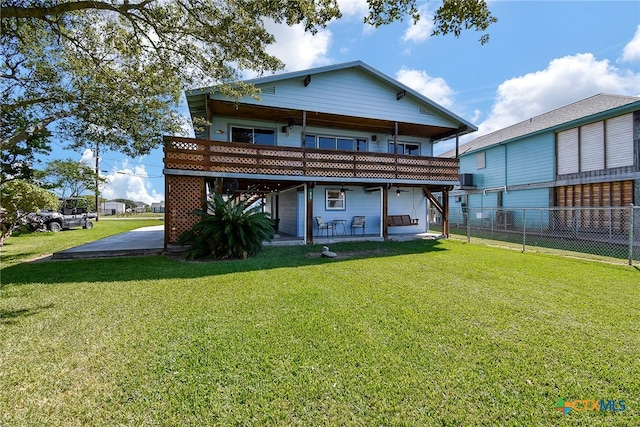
[388,141,421,156]
[305,134,368,152]
[325,189,346,211]
[230,126,276,146]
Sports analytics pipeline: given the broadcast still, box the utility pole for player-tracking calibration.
[95,141,100,221]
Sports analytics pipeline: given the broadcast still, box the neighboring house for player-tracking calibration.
[101,201,126,216]
[151,201,165,213]
[443,93,640,232]
[134,201,147,213]
[163,61,477,246]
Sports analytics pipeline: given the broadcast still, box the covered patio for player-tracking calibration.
[163,136,458,247]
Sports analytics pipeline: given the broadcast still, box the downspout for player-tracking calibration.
[302,111,307,173]
[394,122,398,153]
[504,144,508,193]
[394,122,399,178]
[378,186,384,238]
[301,110,307,145]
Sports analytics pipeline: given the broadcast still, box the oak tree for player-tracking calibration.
[1,0,495,159]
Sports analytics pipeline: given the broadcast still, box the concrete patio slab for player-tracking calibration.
[52,225,165,260]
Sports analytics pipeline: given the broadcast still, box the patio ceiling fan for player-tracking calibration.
[339,185,353,195]
[395,186,409,196]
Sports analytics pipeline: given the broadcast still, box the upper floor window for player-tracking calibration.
[355,139,367,151]
[231,126,275,145]
[304,134,316,149]
[305,135,367,151]
[389,141,420,156]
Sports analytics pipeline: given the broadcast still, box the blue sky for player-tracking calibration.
[58,1,640,204]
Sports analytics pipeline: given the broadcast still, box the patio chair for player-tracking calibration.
[315,216,332,237]
[350,216,365,235]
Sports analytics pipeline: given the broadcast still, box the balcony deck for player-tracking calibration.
[164,137,459,184]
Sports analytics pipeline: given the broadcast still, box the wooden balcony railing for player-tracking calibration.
[164,137,459,182]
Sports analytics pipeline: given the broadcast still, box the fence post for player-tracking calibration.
[467,212,471,243]
[609,207,613,240]
[629,204,635,266]
[522,209,527,252]
[540,209,543,237]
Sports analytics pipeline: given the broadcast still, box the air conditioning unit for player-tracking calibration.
[459,173,474,187]
[496,211,513,227]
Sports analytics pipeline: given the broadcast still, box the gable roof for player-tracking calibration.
[442,93,640,157]
[185,60,477,138]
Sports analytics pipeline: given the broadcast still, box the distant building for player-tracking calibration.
[151,201,165,213]
[101,201,126,216]
[134,201,147,213]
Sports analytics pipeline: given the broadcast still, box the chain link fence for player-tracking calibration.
[432,206,639,265]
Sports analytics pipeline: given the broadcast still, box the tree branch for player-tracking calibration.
[2,0,156,20]
[0,114,65,152]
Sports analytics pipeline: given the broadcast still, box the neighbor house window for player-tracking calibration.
[477,152,486,169]
[389,141,420,155]
[231,126,275,145]
[326,189,345,210]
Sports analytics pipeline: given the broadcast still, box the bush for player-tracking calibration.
[179,193,274,260]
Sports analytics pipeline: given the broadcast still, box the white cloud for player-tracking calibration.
[100,161,162,205]
[621,24,640,62]
[337,0,369,18]
[478,53,640,136]
[79,149,95,168]
[402,5,434,43]
[395,67,455,109]
[262,20,333,73]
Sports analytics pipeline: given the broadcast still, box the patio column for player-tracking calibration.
[382,185,389,240]
[305,182,314,244]
[205,93,211,139]
[442,187,451,237]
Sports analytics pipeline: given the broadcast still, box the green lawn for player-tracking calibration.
[1,226,638,425]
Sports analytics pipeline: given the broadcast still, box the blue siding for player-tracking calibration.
[454,188,551,211]
[460,145,505,189]
[299,185,428,236]
[310,185,382,235]
[506,133,555,185]
[211,68,460,130]
[387,188,427,234]
[459,132,555,190]
[504,188,551,209]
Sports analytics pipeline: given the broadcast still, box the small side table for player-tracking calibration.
[333,219,347,236]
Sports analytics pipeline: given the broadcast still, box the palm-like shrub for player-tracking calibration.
[179,193,274,260]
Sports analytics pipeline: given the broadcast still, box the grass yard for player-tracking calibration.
[1,226,638,425]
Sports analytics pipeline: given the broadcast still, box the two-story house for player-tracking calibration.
[444,93,640,234]
[163,61,477,246]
